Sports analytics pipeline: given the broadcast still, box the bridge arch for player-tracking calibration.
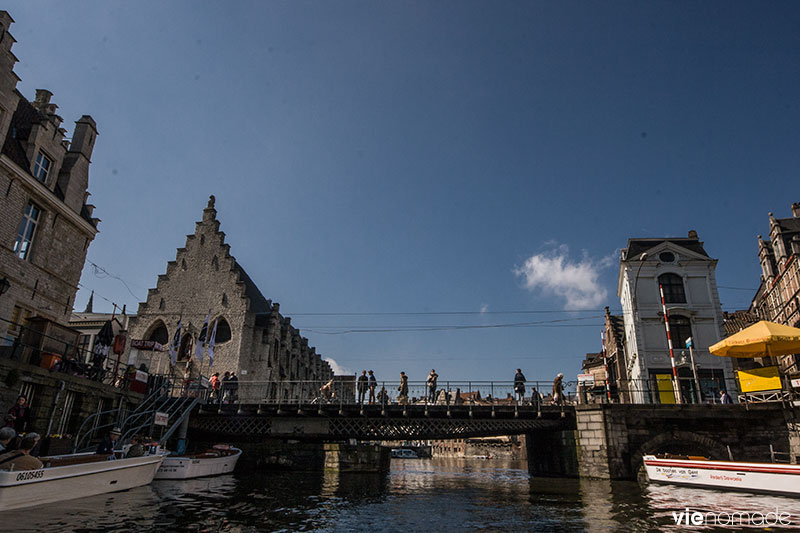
[632,430,728,474]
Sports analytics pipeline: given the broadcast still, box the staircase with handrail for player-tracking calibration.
[73,376,206,453]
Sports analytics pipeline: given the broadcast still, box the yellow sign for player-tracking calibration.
[737,366,782,393]
[655,374,676,404]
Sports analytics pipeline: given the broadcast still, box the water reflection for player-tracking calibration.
[8,458,800,531]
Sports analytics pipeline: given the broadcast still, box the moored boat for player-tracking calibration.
[643,454,800,496]
[391,448,419,459]
[0,453,164,511]
[154,445,241,480]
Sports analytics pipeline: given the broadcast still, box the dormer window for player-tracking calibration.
[33,151,51,183]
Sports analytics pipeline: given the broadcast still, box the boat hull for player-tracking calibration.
[0,454,164,511]
[643,455,800,496]
[154,448,241,479]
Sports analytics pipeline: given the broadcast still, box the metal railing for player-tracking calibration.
[0,315,132,388]
[73,374,205,452]
[210,376,768,408]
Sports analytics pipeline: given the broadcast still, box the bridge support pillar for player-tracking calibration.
[324,443,390,473]
[526,429,578,477]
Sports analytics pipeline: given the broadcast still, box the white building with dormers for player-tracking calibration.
[617,231,735,404]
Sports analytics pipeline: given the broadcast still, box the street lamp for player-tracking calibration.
[0,276,10,296]
[631,253,647,321]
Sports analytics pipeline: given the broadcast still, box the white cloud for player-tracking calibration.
[323,357,353,376]
[514,244,612,310]
[480,303,489,314]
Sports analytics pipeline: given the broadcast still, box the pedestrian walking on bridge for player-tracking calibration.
[368,370,377,404]
[514,369,526,403]
[357,370,369,404]
[426,369,438,403]
[552,373,564,405]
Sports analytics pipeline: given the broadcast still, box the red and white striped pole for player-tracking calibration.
[659,283,682,404]
[601,329,611,402]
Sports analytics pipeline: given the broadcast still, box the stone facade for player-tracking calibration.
[617,232,735,403]
[573,404,799,479]
[0,11,99,343]
[127,197,333,399]
[751,203,800,375]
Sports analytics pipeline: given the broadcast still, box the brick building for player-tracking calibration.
[127,196,334,400]
[0,10,99,345]
[0,11,144,440]
[751,203,800,375]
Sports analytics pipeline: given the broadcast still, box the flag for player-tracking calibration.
[92,320,114,367]
[169,318,182,367]
[195,312,210,363]
[207,319,218,368]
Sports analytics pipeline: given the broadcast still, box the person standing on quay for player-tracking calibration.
[552,373,564,405]
[368,370,377,404]
[357,370,369,404]
[514,369,526,403]
[398,371,409,404]
[426,369,439,403]
[6,395,31,434]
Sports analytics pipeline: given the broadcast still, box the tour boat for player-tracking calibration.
[643,454,800,496]
[154,445,241,480]
[391,448,419,459]
[0,452,164,511]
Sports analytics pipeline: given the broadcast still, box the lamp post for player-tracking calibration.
[631,253,647,321]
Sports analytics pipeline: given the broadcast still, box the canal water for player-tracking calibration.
[7,458,800,531]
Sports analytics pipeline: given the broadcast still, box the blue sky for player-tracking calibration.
[6,1,798,381]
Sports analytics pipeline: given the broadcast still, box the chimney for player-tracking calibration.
[792,203,800,218]
[69,115,98,160]
[688,230,698,240]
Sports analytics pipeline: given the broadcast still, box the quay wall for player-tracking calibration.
[573,403,799,480]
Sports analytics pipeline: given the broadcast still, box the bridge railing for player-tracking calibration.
[212,380,576,407]
[207,375,749,408]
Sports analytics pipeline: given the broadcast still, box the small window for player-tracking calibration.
[659,252,675,263]
[13,202,41,260]
[181,258,187,271]
[658,273,686,304]
[200,234,205,245]
[221,293,228,307]
[33,151,52,183]
[212,255,219,271]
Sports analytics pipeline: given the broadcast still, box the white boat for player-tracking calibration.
[643,454,800,496]
[0,452,164,511]
[154,445,241,480]
[391,448,419,459]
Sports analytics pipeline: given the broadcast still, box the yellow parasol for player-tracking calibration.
[709,320,800,358]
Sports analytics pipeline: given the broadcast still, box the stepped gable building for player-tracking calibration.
[0,10,100,343]
[127,196,333,398]
[751,203,800,375]
[618,231,735,404]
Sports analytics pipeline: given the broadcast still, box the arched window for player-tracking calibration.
[658,273,686,304]
[669,315,692,350]
[214,317,232,344]
[145,320,169,345]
